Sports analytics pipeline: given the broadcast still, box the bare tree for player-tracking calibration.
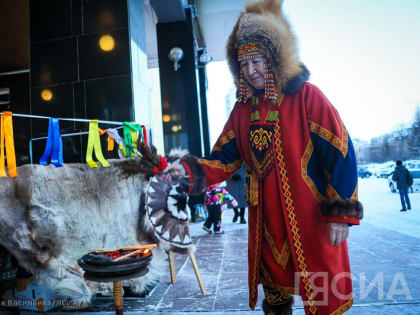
[381,135,392,161]
[408,105,420,159]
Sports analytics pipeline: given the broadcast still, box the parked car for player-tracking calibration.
[369,161,395,178]
[357,167,372,178]
[405,160,420,170]
[387,169,420,193]
[377,163,396,178]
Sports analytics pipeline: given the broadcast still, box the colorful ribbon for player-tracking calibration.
[86,120,110,168]
[141,125,148,146]
[99,128,115,151]
[104,128,125,158]
[123,122,142,157]
[107,136,115,151]
[0,112,17,177]
[153,156,168,175]
[39,118,64,167]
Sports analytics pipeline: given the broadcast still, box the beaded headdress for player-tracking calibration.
[237,42,278,103]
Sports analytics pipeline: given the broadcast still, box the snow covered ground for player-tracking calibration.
[189,176,420,239]
[358,177,420,238]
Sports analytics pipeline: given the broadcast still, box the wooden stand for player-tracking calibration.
[113,281,123,315]
[83,267,148,315]
[168,248,206,294]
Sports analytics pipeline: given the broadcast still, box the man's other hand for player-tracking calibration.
[160,163,186,182]
[327,222,349,246]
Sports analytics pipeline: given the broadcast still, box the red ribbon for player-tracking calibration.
[141,125,148,146]
[153,157,168,175]
[158,156,168,170]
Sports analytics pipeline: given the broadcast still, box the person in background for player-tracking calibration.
[203,184,238,234]
[392,160,413,211]
[187,192,205,222]
[226,164,247,224]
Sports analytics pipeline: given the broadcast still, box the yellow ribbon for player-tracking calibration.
[130,128,138,157]
[86,120,110,168]
[0,112,17,177]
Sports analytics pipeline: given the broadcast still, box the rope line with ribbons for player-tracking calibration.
[0,111,151,176]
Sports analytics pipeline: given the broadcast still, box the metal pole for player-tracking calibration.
[28,127,124,164]
[0,69,30,76]
[1,112,125,126]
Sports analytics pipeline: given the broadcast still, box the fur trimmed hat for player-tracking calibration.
[226,0,309,97]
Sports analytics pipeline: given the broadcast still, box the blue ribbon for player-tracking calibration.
[39,118,63,167]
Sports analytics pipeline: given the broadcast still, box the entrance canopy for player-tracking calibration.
[195,0,247,62]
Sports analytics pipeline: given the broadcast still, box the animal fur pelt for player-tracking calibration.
[320,199,364,219]
[0,152,193,307]
[226,0,305,94]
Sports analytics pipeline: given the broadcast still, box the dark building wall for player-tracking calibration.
[0,0,30,73]
[0,0,30,166]
[156,8,206,156]
[0,73,31,165]
[30,0,135,163]
[197,50,210,156]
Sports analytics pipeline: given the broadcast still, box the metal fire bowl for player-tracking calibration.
[83,267,149,283]
[78,252,152,278]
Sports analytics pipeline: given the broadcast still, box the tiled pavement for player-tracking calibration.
[3,207,420,314]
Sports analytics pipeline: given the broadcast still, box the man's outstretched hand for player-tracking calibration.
[327,222,349,246]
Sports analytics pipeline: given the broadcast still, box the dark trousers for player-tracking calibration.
[233,207,246,222]
[399,189,411,210]
[188,202,197,222]
[203,204,222,232]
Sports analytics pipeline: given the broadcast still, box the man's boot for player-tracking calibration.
[262,296,293,315]
[232,208,239,222]
[239,207,246,224]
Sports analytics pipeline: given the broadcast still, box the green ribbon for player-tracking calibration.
[123,122,143,157]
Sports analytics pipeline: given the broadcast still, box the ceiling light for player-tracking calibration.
[99,34,115,52]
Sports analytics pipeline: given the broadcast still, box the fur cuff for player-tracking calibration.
[180,155,206,195]
[320,199,363,219]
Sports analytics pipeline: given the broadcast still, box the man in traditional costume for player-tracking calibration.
[141,0,363,314]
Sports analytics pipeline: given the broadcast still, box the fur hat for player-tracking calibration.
[226,0,309,97]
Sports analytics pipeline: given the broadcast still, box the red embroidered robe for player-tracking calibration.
[185,82,360,315]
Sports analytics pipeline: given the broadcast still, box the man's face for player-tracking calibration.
[239,56,265,90]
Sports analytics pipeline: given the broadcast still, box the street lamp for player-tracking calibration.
[168,47,183,71]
